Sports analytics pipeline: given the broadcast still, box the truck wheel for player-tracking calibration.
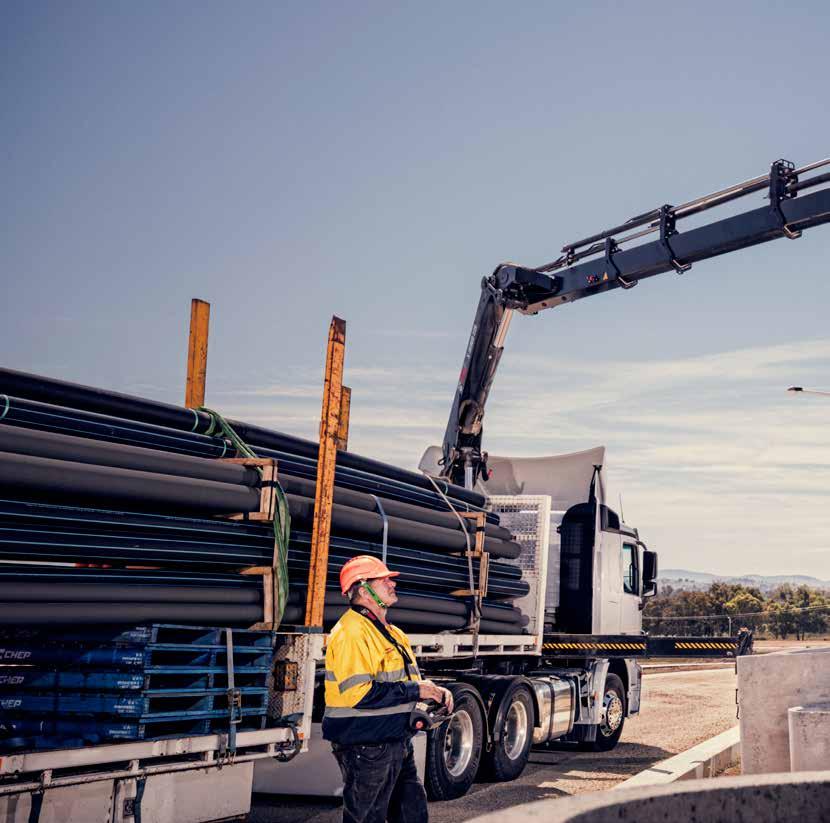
[590,673,626,752]
[482,684,534,781]
[425,690,484,801]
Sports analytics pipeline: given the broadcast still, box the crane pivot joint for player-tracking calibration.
[770,159,802,240]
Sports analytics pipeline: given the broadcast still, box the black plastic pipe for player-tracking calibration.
[0,582,262,604]
[0,498,273,547]
[0,602,265,624]
[0,564,265,588]
[0,450,260,514]
[0,425,259,487]
[0,395,226,458]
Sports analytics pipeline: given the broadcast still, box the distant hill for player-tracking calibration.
[659,568,830,591]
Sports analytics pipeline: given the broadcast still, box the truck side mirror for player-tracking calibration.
[641,550,658,599]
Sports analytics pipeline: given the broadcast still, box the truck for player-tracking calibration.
[2,154,828,816]
[258,154,830,801]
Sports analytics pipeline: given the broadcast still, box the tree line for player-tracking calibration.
[642,581,830,639]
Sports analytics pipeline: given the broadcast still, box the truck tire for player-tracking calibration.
[482,683,534,781]
[425,689,484,800]
[589,673,626,752]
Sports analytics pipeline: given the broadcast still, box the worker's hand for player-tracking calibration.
[418,681,454,712]
[439,687,454,713]
[418,680,445,704]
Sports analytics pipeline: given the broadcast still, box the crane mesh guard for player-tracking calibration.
[486,495,550,639]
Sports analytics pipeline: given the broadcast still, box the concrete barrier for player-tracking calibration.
[471,771,830,823]
[738,647,830,774]
[617,725,739,787]
[789,703,830,772]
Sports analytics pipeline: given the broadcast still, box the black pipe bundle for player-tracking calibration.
[0,565,527,633]
[0,368,531,632]
[0,426,512,541]
[0,368,486,507]
[0,496,529,600]
[0,430,520,557]
[1,394,494,519]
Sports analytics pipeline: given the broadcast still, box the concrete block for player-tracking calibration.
[789,703,830,772]
[471,771,830,823]
[617,725,740,787]
[737,647,830,774]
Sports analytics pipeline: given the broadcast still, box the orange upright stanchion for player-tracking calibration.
[185,298,211,409]
[305,316,346,627]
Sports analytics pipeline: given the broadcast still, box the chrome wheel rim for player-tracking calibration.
[443,709,474,777]
[503,699,529,760]
[599,689,624,737]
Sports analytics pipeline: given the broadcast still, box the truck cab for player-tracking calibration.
[483,445,658,638]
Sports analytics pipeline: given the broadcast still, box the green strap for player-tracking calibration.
[199,406,290,628]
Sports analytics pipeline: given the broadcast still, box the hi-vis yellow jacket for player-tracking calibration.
[322,607,422,745]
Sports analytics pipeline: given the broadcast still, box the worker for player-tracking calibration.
[323,555,453,823]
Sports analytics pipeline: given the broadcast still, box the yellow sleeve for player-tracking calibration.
[324,624,378,708]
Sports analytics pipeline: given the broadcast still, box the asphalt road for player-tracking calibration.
[248,667,738,822]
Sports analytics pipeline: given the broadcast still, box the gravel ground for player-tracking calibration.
[248,667,739,822]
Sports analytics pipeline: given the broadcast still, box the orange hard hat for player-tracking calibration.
[339,555,399,595]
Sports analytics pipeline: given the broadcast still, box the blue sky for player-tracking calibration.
[3,1,830,578]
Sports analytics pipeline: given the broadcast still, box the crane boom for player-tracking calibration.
[441,157,830,487]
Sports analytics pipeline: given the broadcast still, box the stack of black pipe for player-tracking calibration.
[0,368,528,633]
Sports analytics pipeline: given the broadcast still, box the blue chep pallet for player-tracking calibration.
[1,688,268,718]
[0,643,274,670]
[0,669,271,692]
[0,624,277,753]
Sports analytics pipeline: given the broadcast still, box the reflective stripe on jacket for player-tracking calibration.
[322,609,422,745]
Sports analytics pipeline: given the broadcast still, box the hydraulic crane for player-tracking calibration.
[441,157,830,488]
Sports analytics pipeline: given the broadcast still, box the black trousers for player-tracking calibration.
[332,738,428,823]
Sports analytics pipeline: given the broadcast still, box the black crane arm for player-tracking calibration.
[441,158,830,488]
